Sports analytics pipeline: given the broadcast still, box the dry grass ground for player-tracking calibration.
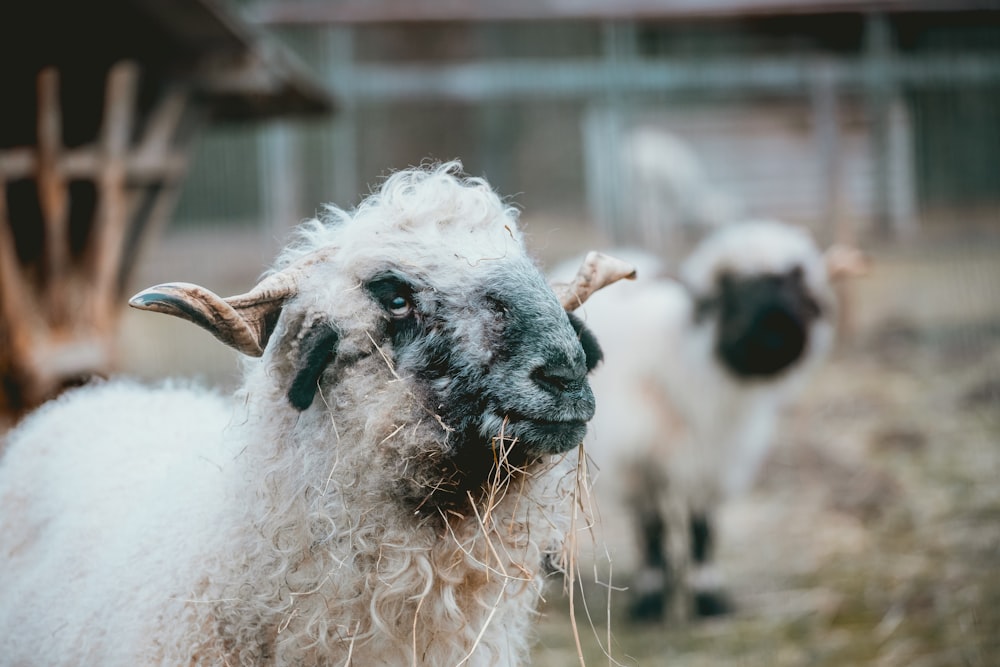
[532,236,1000,666]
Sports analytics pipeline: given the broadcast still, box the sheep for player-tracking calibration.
[562,219,866,622]
[0,161,634,667]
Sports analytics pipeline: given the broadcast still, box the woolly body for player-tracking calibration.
[0,163,601,666]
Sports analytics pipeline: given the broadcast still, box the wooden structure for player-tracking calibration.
[0,0,332,422]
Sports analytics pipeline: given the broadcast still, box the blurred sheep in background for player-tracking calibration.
[561,220,867,623]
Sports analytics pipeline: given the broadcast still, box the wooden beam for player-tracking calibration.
[251,0,1000,25]
[136,88,190,159]
[0,149,188,183]
[89,61,139,322]
[0,176,26,335]
[36,67,70,325]
[0,172,36,417]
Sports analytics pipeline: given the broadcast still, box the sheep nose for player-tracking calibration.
[530,360,587,395]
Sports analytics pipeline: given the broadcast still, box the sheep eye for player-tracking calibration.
[388,294,413,317]
[367,276,416,319]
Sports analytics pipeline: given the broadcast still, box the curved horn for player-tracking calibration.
[553,251,637,311]
[129,282,272,356]
[129,249,335,357]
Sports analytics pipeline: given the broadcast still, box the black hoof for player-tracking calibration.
[693,589,733,617]
[628,591,665,622]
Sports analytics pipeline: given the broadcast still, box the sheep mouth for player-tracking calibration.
[495,414,589,455]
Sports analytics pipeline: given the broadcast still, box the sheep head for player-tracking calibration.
[681,219,836,381]
[130,163,633,510]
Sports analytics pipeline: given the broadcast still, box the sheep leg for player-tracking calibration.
[628,506,669,621]
[658,485,692,624]
[689,512,733,617]
[625,466,691,624]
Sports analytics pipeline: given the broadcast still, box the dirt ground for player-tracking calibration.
[530,235,1000,666]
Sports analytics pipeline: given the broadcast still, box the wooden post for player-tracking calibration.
[89,61,138,325]
[323,26,360,208]
[0,172,34,418]
[37,68,71,325]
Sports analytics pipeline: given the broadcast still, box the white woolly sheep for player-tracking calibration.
[0,162,633,666]
[562,219,865,622]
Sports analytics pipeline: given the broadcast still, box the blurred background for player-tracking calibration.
[1,1,998,665]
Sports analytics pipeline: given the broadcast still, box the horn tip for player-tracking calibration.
[128,289,160,311]
[128,283,187,311]
[591,251,638,280]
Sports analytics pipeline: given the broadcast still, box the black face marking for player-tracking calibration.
[710,268,821,379]
[287,321,340,411]
[567,311,603,372]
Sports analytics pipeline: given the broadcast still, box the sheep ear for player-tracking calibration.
[824,244,871,281]
[553,251,637,311]
[129,273,296,357]
[567,312,603,371]
[286,320,340,411]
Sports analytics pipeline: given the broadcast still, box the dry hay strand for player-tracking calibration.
[561,444,631,667]
[426,419,624,666]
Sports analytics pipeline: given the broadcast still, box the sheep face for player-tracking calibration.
[371,267,600,454]
[280,253,601,455]
[701,266,822,379]
[681,219,834,382]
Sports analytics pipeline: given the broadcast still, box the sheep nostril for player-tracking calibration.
[530,363,584,394]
